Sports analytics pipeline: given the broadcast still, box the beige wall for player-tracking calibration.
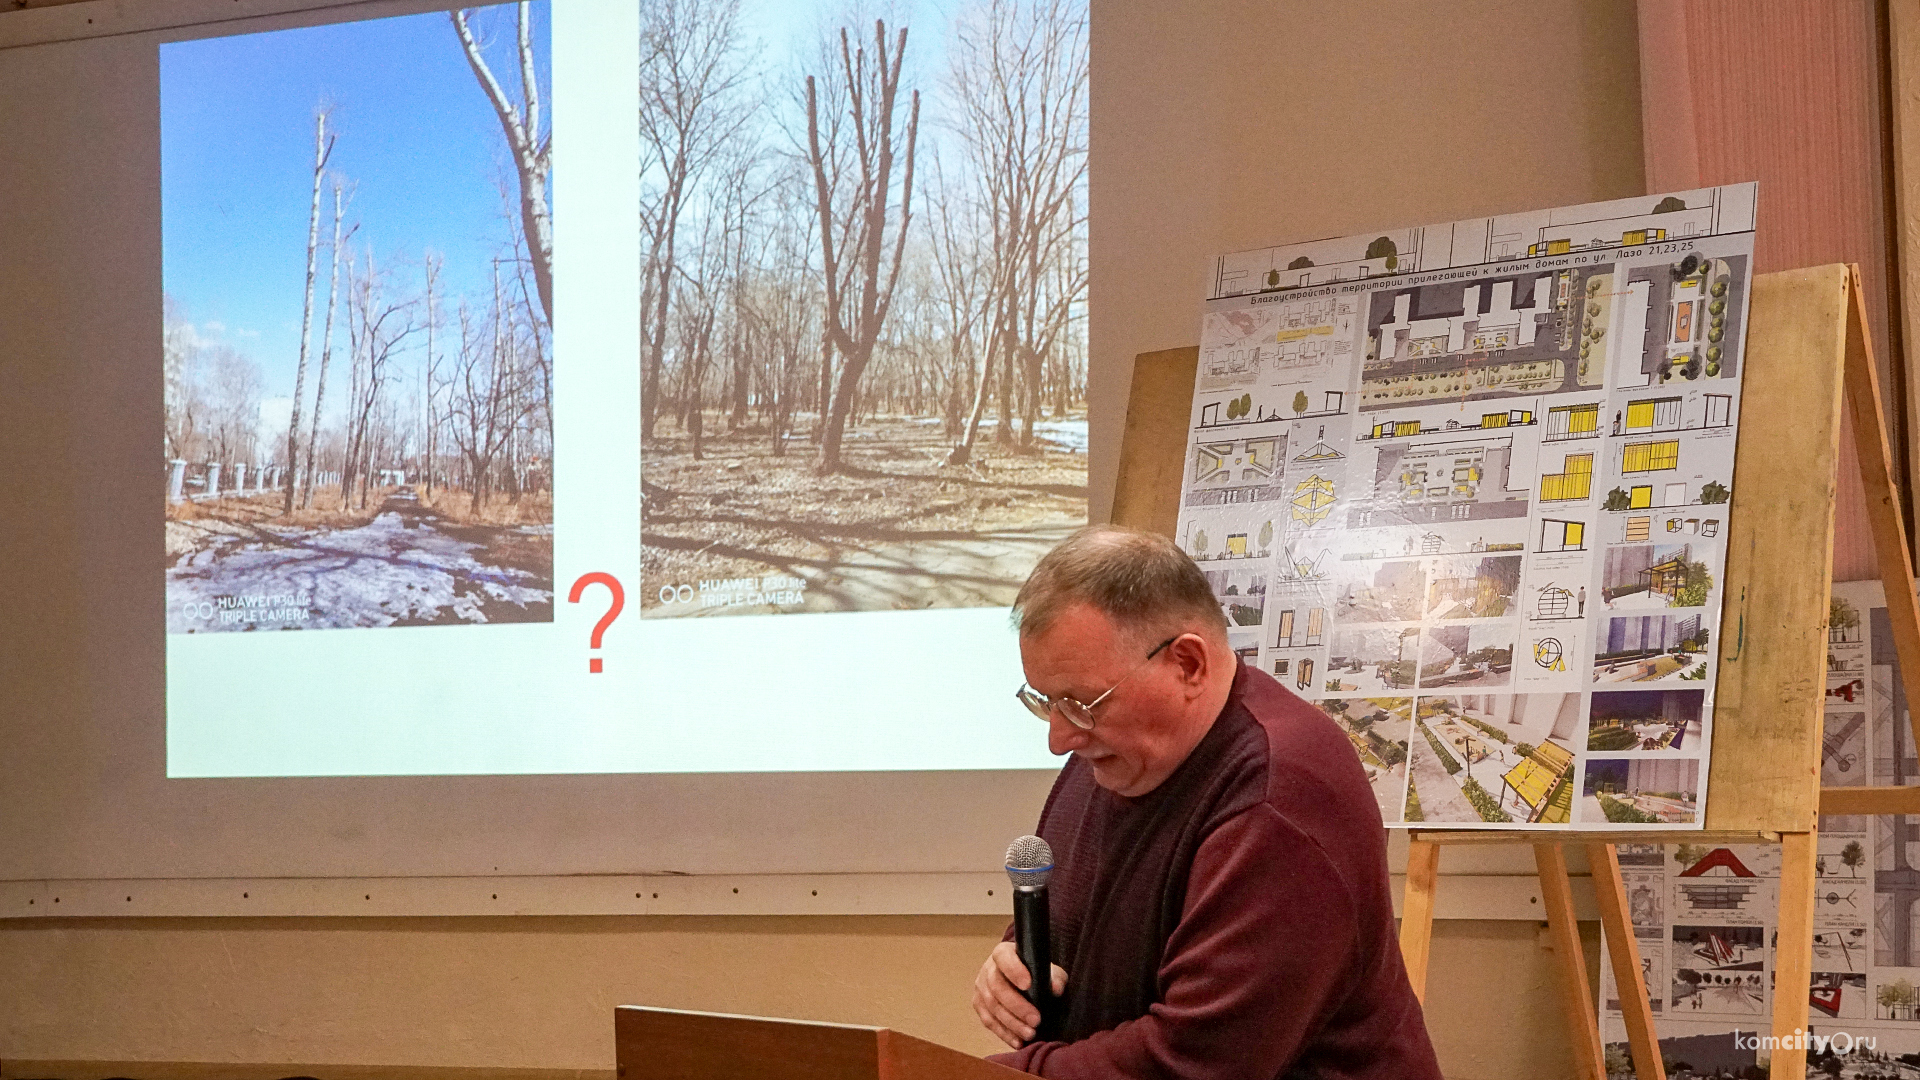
[0,915,1600,1079]
[1087,0,1645,518]
[0,0,1644,1078]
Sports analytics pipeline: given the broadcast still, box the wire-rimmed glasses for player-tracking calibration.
[1015,636,1178,731]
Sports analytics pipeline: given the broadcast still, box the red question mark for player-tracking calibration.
[567,572,625,673]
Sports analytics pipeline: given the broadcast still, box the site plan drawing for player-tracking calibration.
[1178,183,1758,830]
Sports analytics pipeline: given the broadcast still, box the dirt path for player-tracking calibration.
[167,491,553,632]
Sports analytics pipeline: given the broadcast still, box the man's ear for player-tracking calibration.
[1165,632,1212,689]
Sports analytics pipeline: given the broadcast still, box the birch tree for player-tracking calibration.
[283,107,335,511]
[302,179,354,508]
[453,2,553,326]
[163,296,206,461]
[421,251,443,499]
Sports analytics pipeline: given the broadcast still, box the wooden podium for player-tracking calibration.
[615,1006,1027,1080]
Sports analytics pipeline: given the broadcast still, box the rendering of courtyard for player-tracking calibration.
[1591,613,1712,684]
[1316,697,1412,821]
[1586,689,1704,752]
[1405,695,1576,824]
[1580,757,1700,824]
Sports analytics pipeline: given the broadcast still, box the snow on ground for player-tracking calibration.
[167,502,550,633]
[908,416,1088,452]
[1032,420,1088,453]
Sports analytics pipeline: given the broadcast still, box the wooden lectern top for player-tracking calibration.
[615,1006,1026,1080]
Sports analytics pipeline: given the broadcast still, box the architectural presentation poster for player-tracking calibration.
[1598,580,1918,1077]
[1177,183,1758,828]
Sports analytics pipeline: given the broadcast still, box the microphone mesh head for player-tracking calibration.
[1005,834,1053,887]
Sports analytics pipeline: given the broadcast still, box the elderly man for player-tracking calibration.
[973,525,1441,1079]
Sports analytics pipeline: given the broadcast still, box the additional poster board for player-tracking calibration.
[1599,579,1914,1075]
[1175,184,1759,829]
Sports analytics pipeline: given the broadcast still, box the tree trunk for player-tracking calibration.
[945,339,969,438]
[302,183,345,510]
[424,325,436,498]
[641,215,677,441]
[814,330,833,444]
[422,255,437,501]
[946,337,995,466]
[729,340,749,429]
[339,310,364,510]
[689,306,716,460]
[772,340,792,457]
[817,349,870,473]
[1019,342,1042,451]
[995,329,1014,445]
[452,3,552,326]
[802,26,921,475]
[283,111,332,513]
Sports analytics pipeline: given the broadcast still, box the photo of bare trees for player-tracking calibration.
[162,4,553,633]
[638,0,1090,618]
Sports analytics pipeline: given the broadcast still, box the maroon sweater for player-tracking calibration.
[989,664,1440,1079]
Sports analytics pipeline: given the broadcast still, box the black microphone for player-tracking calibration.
[1005,834,1059,1042]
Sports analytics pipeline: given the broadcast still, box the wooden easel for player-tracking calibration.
[1112,264,1920,1079]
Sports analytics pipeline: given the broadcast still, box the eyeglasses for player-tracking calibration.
[1016,636,1179,731]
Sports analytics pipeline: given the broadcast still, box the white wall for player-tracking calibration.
[0,0,1645,1076]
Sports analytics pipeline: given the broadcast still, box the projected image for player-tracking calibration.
[637,0,1090,618]
[162,4,553,633]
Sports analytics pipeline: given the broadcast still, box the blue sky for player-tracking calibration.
[733,0,962,160]
[161,2,552,403]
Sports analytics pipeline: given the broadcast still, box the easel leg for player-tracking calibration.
[1536,844,1605,1080]
[1587,843,1665,1080]
[1841,264,1920,748]
[1398,838,1440,1003]
[1770,831,1818,1079]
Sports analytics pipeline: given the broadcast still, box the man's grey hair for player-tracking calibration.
[1013,524,1229,643]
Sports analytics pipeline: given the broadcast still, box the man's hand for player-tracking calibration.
[972,940,1068,1049]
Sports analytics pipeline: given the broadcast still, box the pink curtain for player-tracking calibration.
[1639,0,1904,580]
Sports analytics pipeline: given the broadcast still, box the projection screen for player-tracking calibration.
[0,0,1087,903]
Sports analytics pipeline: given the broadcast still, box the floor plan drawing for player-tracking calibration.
[1181,183,1754,832]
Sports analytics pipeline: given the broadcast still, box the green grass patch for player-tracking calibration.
[1458,715,1511,743]
[1418,721,1461,775]
[1597,793,1661,824]
[1588,726,1641,752]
